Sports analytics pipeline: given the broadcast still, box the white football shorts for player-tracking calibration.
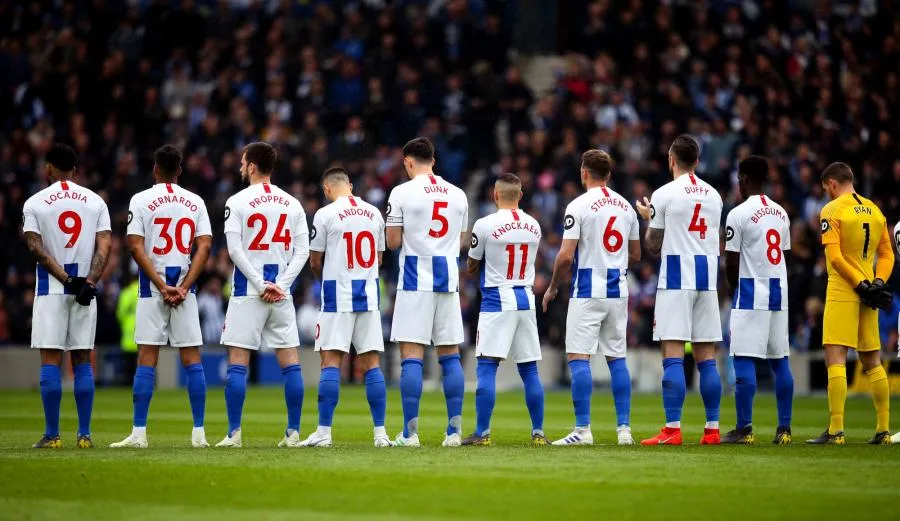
[31,295,96,350]
[390,290,464,346]
[653,289,723,342]
[315,310,384,354]
[476,310,541,362]
[565,298,627,358]
[729,309,789,359]
[221,297,299,350]
[134,293,202,348]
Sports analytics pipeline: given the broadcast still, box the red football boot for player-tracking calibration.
[640,427,682,445]
[699,428,721,445]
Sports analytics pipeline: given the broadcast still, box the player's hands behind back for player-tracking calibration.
[261,282,286,303]
[161,285,187,307]
[64,276,97,306]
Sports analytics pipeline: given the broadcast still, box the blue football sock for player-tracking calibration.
[517,361,544,432]
[733,356,757,429]
[73,362,94,436]
[282,364,304,433]
[132,365,156,428]
[568,359,592,428]
[475,358,499,436]
[698,359,722,423]
[224,364,247,435]
[662,357,685,423]
[364,367,387,428]
[607,357,631,427]
[317,367,340,427]
[769,357,794,428]
[439,354,465,436]
[185,363,206,428]
[39,364,62,438]
[400,358,423,437]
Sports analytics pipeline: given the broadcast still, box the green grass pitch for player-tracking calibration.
[1,388,898,520]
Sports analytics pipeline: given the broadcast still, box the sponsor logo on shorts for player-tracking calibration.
[564,214,575,230]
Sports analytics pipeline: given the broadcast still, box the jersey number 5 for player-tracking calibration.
[429,201,449,238]
[688,203,707,239]
[248,213,292,250]
[58,210,82,248]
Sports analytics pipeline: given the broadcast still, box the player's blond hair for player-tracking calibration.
[495,173,522,202]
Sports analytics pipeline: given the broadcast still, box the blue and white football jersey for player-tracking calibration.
[563,186,639,299]
[22,180,111,295]
[725,194,790,311]
[127,183,212,297]
[469,208,541,312]
[385,174,468,292]
[223,182,308,297]
[649,173,722,291]
[310,195,384,312]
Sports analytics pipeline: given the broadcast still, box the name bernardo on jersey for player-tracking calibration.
[145,195,199,213]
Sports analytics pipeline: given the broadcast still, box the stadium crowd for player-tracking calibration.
[1,0,899,360]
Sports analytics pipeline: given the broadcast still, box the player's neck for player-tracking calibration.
[249,174,273,186]
[584,180,608,191]
[835,185,856,198]
[332,190,353,200]
[673,169,694,180]
[496,202,519,210]
[410,169,434,179]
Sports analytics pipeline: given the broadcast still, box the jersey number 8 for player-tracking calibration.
[765,229,782,265]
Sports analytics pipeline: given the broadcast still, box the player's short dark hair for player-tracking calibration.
[402,137,435,162]
[153,144,182,179]
[669,134,700,169]
[46,143,76,172]
[581,149,614,180]
[322,166,350,185]
[738,155,769,185]
[242,142,277,174]
[821,162,854,185]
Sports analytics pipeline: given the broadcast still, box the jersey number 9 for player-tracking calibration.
[58,210,82,248]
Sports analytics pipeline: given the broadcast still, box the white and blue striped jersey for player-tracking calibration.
[223,182,308,297]
[385,174,468,292]
[563,186,639,299]
[22,180,111,295]
[649,173,722,291]
[725,194,790,311]
[310,195,384,312]
[469,209,541,312]
[127,183,212,297]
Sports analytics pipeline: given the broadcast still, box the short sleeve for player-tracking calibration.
[97,202,112,232]
[196,201,212,237]
[385,189,403,227]
[781,221,791,251]
[724,208,742,252]
[629,212,640,240]
[22,202,40,234]
[649,189,667,230]
[126,197,143,236]
[562,202,580,240]
[820,205,840,245]
[376,213,386,252]
[223,196,241,235]
[461,197,469,233]
[468,219,487,260]
[309,210,327,252]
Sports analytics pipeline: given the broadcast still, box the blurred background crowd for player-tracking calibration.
[1,0,899,366]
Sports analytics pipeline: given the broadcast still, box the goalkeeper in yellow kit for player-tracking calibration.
[807,163,894,445]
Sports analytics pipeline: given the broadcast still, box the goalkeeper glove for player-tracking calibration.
[854,280,878,309]
[869,279,894,310]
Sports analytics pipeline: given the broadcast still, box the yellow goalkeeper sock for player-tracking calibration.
[827,364,847,434]
[865,365,890,433]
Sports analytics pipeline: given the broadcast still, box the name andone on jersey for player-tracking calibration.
[223,182,307,297]
[725,194,790,310]
[649,173,723,291]
[310,195,384,312]
[469,208,541,311]
[564,186,639,299]
[22,180,111,295]
[385,174,468,292]
[127,183,212,297]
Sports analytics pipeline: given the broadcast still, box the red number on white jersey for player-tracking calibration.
[58,210,82,248]
[429,201,449,238]
[602,216,624,253]
[765,229,782,265]
[504,243,528,280]
[248,213,292,251]
[688,203,708,239]
[153,217,196,255]
[342,231,377,269]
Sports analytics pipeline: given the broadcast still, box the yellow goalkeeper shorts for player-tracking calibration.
[822,300,881,351]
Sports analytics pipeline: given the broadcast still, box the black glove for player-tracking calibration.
[869,278,894,310]
[63,276,88,296]
[74,281,97,306]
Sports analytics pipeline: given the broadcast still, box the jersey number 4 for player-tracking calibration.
[248,213,291,251]
[688,203,708,239]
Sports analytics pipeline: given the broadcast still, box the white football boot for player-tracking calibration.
[278,430,304,448]
[215,428,242,448]
[617,426,635,445]
[442,432,462,447]
[191,427,209,448]
[393,432,421,447]
[298,428,332,448]
[109,428,148,448]
[552,427,594,446]
[374,427,392,447]
[892,431,900,444]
